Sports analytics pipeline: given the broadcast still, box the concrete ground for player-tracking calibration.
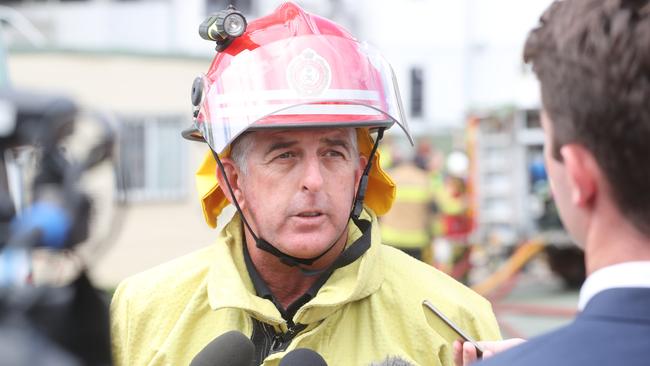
[489,271,579,339]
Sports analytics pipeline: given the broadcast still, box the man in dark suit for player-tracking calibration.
[455,0,650,365]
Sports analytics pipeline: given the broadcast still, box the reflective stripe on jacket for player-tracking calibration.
[111,210,501,366]
[380,164,434,249]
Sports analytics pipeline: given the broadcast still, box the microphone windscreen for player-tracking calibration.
[279,348,328,366]
[190,330,255,366]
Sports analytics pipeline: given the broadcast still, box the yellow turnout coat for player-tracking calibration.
[111,210,500,365]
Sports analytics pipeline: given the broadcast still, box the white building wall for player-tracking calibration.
[353,0,554,131]
[357,0,469,131]
[9,0,212,55]
[169,0,210,56]
[465,0,553,110]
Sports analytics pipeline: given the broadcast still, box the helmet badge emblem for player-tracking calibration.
[287,48,332,97]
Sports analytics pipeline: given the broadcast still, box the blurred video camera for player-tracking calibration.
[0,88,115,365]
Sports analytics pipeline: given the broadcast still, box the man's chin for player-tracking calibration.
[277,237,340,259]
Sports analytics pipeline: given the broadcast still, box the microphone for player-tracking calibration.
[279,348,328,366]
[189,330,255,366]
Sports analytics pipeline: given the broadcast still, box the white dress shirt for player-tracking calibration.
[578,261,650,310]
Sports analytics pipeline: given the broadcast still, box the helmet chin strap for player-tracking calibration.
[210,128,384,270]
[351,128,384,220]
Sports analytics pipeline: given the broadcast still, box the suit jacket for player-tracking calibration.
[478,287,650,366]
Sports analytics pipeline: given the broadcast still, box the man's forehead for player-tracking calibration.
[255,128,355,142]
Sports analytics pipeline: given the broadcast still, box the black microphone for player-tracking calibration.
[279,348,328,366]
[189,330,255,366]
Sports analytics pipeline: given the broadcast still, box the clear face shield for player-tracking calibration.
[192,35,412,154]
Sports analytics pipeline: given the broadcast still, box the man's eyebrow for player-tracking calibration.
[322,137,352,151]
[265,140,298,155]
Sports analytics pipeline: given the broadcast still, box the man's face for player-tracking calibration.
[541,111,586,248]
[236,128,365,258]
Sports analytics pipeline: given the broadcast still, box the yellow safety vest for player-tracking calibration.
[380,164,434,249]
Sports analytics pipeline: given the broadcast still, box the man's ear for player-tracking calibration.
[559,144,600,207]
[215,157,246,208]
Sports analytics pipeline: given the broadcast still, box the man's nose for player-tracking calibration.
[301,156,324,192]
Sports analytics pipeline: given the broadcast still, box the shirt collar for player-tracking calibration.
[242,238,329,323]
[578,261,650,310]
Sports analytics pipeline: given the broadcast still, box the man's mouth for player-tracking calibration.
[296,212,322,218]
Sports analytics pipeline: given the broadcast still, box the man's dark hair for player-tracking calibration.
[524,0,650,236]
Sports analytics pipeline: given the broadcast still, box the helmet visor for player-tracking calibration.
[196,35,411,154]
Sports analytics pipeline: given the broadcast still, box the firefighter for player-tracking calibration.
[380,151,436,261]
[431,151,473,278]
[110,3,500,365]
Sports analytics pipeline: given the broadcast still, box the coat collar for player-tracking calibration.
[580,287,650,322]
[206,210,384,325]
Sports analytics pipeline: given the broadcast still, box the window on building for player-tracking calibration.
[410,67,424,118]
[525,109,541,129]
[206,0,252,14]
[115,115,187,202]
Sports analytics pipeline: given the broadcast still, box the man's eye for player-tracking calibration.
[277,152,296,159]
[324,150,345,158]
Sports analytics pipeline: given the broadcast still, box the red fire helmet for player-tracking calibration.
[190,1,412,154]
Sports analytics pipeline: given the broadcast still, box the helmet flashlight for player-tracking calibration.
[199,5,247,52]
